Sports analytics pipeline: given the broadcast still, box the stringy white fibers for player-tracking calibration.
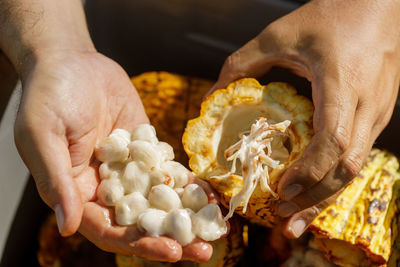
[214,117,291,220]
[95,124,227,246]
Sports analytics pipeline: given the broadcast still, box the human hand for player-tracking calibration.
[14,49,215,262]
[208,0,400,238]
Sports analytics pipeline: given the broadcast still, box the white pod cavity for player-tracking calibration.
[99,162,125,180]
[137,208,167,236]
[163,209,195,246]
[192,204,227,241]
[95,134,130,163]
[148,184,182,211]
[160,161,189,188]
[97,178,124,206]
[128,140,161,170]
[157,142,175,161]
[131,124,158,144]
[182,184,208,212]
[149,169,174,187]
[115,192,149,226]
[122,161,151,196]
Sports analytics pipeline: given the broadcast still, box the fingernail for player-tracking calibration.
[55,204,65,234]
[283,184,303,200]
[278,201,300,217]
[290,219,307,238]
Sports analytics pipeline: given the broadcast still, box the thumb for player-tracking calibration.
[206,38,272,97]
[14,123,83,236]
[206,26,312,98]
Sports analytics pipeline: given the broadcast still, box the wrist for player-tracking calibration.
[15,37,96,82]
[0,0,95,78]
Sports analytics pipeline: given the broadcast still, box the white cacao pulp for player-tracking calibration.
[122,161,151,196]
[131,124,158,144]
[99,162,125,180]
[95,129,131,163]
[148,184,182,212]
[137,209,167,236]
[97,177,124,206]
[128,140,161,170]
[182,184,208,212]
[95,124,227,246]
[163,209,195,246]
[192,204,228,241]
[115,192,149,226]
[160,161,189,188]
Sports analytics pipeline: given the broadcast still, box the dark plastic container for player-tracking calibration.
[2,0,399,266]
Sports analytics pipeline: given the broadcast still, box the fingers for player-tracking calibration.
[79,202,183,262]
[80,202,215,263]
[207,38,270,96]
[130,237,181,262]
[277,77,358,209]
[278,99,374,216]
[205,23,312,98]
[182,239,213,263]
[14,122,83,236]
[282,192,340,239]
[279,77,358,194]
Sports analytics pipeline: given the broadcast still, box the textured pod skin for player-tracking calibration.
[183,78,314,227]
[388,183,400,267]
[309,149,400,267]
[131,72,213,165]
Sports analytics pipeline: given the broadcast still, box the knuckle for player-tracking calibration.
[259,23,288,52]
[309,205,322,218]
[341,152,364,178]
[34,175,54,207]
[304,165,324,184]
[327,126,350,155]
[223,51,245,78]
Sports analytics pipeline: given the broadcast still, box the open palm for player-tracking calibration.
[14,50,213,262]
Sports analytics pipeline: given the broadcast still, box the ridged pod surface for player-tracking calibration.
[183,78,314,227]
[131,72,213,165]
[309,149,400,267]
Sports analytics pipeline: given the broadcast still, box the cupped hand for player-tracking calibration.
[208,0,400,238]
[14,49,214,262]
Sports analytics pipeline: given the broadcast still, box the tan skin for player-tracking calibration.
[1,0,217,262]
[1,0,399,261]
[210,0,400,238]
